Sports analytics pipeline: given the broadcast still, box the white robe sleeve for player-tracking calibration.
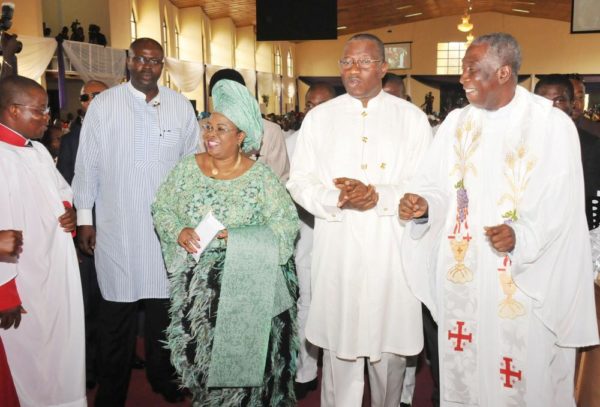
[510,111,599,347]
[72,102,101,224]
[287,114,343,222]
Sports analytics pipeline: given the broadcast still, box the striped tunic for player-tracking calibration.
[73,82,199,301]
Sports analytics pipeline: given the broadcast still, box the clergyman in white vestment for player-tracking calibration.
[400,33,599,407]
[0,75,86,407]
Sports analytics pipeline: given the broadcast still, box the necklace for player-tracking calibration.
[210,153,242,177]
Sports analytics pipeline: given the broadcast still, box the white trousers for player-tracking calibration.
[400,356,418,404]
[321,350,407,407]
[295,219,319,383]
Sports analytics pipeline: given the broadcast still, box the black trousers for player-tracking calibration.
[79,251,101,382]
[94,297,178,407]
[422,304,440,407]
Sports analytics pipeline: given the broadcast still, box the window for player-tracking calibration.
[162,19,171,87]
[286,50,293,77]
[436,42,468,75]
[274,47,282,75]
[161,19,168,54]
[130,9,137,42]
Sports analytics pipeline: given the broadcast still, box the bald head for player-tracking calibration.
[0,75,45,113]
[346,33,385,61]
[382,73,406,100]
[305,82,336,113]
[129,37,163,55]
[80,80,108,113]
[0,75,49,139]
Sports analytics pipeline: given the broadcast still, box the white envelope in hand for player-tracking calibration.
[192,211,225,262]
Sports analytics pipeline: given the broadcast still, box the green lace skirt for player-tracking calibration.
[166,248,298,406]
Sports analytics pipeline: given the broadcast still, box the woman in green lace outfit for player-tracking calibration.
[152,80,299,406]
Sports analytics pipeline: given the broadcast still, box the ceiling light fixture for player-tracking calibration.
[396,5,412,10]
[405,12,423,17]
[457,15,473,32]
[466,31,474,44]
[457,0,474,33]
[337,26,347,30]
[512,8,530,13]
[513,1,535,5]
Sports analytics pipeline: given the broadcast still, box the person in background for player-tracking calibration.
[382,72,434,407]
[57,79,109,389]
[58,80,108,183]
[382,73,407,100]
[40,124,62,163]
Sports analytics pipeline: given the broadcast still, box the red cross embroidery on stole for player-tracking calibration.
[500,357,522,388]
[447,321,472,351]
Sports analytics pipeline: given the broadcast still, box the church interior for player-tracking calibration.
[2,0,600,406]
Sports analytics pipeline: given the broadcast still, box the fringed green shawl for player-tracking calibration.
[207,225,293,387]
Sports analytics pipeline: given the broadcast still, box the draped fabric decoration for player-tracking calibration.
[164,57,204,93]
[61,40,127,87]
[3,35,57,81]
[56,40,67,109]
[237,68,257,98]
[204,64,227,111]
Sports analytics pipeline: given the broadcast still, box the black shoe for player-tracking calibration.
[400,403,411,407]
[294,378,318,400]
[131,354,145,370]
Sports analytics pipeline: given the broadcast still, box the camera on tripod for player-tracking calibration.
[0,2,23,55]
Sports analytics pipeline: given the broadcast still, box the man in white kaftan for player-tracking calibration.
[287,33,431,407]
[400,33,599,407]
[0,76,85,407]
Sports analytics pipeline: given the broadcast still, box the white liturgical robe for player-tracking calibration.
[0,140,86,407]
[287,90,432,361]
[402,86,600,407]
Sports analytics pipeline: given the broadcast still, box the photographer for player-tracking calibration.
[0,3,21,78]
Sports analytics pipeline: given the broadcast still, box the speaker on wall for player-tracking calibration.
[256,0,337,41]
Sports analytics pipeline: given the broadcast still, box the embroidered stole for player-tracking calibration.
[442,99,537,405]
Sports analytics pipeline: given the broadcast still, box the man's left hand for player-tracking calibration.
[58,207,76,233]
[484,224,515,253]
[334,177,378,211]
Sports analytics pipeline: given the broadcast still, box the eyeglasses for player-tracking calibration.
[129,56,164,66]
[203,124,239,137]
[339,58,382,70]
[13,104,50,116]
[80,92,101,102]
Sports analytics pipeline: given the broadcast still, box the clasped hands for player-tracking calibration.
[334,177,378,211]
[178,227,228,254]
[398,193,515,253]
